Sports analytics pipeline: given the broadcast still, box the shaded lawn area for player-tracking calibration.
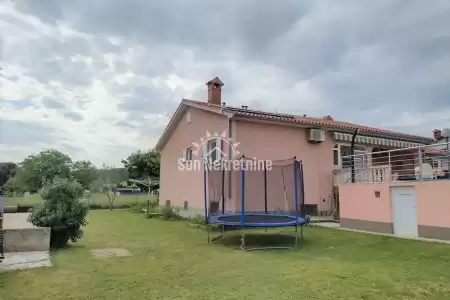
[3,193,155,207]
[1,210,450,300]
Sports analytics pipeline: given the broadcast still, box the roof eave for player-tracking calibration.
[231,114,434,144]
[155,100,233,151]
[154,102,188,151]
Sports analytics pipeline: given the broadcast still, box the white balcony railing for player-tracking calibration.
[335,141,450,184]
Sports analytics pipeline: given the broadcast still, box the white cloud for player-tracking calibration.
[1,0,450,167]
[0,1,191,165]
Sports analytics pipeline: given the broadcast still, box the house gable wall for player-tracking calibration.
[159,107,229,210]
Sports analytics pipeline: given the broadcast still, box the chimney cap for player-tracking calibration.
[206,77,224,88]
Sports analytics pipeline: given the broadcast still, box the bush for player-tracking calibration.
[191,213,207,226]
[129,203,147,213]
[160,205,181,221]
[88,203,131,210]
[28,178,89,249]
[148,199,159,208]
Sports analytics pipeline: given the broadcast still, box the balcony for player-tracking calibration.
[334,141,450,185]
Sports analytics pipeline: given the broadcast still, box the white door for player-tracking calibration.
[391,187,418,237]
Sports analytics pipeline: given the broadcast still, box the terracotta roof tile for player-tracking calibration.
[183,99,434,142]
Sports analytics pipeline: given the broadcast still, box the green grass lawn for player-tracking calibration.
[4,193,155,207]
[1,210,450,300]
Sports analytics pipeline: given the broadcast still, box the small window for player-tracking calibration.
[186,112,191,124]
[186,148,193,161]
[181,148,193,162]
[206,139,222,163]
[333,144,340,166]
[207,140,218,162]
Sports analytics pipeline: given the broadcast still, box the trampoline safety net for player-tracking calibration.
[206,157,305,217]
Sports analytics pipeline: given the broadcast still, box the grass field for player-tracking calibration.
[4,193,156,207]
[1,210,450,299]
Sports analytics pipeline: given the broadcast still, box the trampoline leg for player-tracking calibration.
[294,225,299,249]
[207,224,211,244]
[240,228,246,250]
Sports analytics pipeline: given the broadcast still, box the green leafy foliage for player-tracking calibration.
[14,150,73,192]
[191,213,207,226]
[28,178,89,249]
[122,149,160,180]
[159,206,181,221]
[0,161,17,187]
[129,203,147,213]
[3,176,21,195]
[71,160,98,190]
[96,164,124,210]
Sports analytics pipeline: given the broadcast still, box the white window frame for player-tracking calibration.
[181,147,193,163]
[202,138,223,166]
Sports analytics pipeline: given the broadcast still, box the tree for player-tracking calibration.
[98,164,122,210]
[122,149,160,189]
[71,160,98,190]
[0,162,17,187]
[3,176,20,196]
[15,150,73,192]
[28,178,88,249]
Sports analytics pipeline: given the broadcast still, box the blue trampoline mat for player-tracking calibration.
[208,213,308,227]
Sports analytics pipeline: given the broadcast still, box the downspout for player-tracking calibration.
[351,129,359,183]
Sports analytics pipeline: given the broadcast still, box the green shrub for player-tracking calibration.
[129,203,147,213]
[191,213,207,226]
[28,178,89,249]
[148,199,159,208]
[88,203,131,210]
[160,205,181,221]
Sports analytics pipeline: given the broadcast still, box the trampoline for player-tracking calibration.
[208,213,308,227]
[203,156,309,250]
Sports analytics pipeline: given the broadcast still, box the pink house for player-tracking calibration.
[155,77,438,217]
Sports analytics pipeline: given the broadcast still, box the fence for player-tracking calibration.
[335,141,450,184]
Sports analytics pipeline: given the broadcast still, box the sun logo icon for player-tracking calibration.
[192,130,240,159]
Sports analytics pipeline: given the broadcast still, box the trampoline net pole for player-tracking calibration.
[241,156,246,227]
[300,162,306,217]
[294,160,300,217]
[221,166,225,214]
[203,163,208,223]
[264,160,268,214]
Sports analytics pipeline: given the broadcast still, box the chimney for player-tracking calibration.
[323,115,334,121]
[206,77,224,105]
[433,129,442,140]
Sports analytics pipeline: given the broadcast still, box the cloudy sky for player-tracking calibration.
[1,0,450,166]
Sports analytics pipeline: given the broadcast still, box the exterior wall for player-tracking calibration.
[233,120,335,214]
[339,180,450,240]
[339,183,394,233]
[159,107,230,210]
[416,181,450,239]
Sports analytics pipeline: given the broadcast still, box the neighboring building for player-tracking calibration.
[155,77,437,216]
